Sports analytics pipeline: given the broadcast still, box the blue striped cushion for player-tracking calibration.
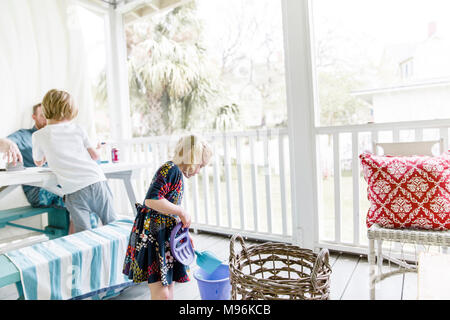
[5,219,134,300]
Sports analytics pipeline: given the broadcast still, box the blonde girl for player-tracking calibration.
[123,134,213,300]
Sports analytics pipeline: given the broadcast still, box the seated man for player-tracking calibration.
[6,103,65,209]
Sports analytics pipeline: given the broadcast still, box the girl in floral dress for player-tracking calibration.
[123,134,213,300]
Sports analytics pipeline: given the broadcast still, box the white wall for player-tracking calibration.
[0,0,96,139]
[373,85,450,123]
[0,0,99,245]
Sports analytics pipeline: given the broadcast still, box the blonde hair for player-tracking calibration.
[42,89,78,121]
[172,134,213,174]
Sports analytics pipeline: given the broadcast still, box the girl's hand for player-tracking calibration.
[179,209,191,229]
[190,236,194,249]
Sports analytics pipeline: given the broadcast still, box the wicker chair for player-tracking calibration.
[367,139,448,300]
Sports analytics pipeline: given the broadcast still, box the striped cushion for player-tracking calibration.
[5,219,134,300]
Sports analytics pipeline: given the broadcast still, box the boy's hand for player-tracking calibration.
[34,157,46,167]
[87,147,100,161]
[96,142,105,150]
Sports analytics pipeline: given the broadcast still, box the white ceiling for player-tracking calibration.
[90,0,189,24]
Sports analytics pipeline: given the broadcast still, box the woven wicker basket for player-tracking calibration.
[229,235,332,300]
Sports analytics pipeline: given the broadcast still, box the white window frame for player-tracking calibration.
[400,58,414,80]
[74,0,132,141]
[104,7,132,141]
[281,0,319,250]
[75,0,321,250]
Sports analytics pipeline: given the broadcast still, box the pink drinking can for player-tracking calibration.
[111,148,120,163]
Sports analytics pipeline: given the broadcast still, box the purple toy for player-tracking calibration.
[170,222,223,274]
[170,222,196,265]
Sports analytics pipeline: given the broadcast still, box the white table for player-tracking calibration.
[0,163,149,214]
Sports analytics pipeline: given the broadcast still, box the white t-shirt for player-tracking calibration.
[32,122,106,195]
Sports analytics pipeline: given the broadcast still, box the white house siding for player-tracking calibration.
[372,85,450,123]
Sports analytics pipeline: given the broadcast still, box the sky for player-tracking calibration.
[312,0,450,40]
[74,0,450,88]
[75,0,450,72]
[311,0,450,64]
[195,0,285,65]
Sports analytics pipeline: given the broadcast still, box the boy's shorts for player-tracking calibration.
[64,180,116,232]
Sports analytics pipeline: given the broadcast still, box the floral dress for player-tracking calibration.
[122,161,190,286]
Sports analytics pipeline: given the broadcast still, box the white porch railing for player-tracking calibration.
[109,128,292,243]
[106,119,450,253]
[314,118,450,254]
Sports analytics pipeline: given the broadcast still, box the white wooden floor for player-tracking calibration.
[0,231,418,300]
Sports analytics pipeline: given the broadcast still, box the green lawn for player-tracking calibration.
[131,160,367,245]
[186,163,293,237]
[319,173,370,245]
[185,165,369,245]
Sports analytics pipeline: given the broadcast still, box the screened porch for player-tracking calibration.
[1,0,450,301]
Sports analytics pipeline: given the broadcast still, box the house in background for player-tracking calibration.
[353,22,450,124]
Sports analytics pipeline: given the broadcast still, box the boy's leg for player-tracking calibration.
[92,180,117,226]
[65,191,94,232]
[68,220,75,235]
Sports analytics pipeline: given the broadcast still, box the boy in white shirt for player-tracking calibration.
[32,89,116,232]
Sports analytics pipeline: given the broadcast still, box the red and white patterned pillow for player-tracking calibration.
[360,152,450,230]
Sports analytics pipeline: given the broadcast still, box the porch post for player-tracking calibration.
[104,7,131,141]
[281,0,318,250]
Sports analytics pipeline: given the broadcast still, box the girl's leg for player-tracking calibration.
[148,282,174,300]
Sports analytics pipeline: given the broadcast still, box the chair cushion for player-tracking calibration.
[360,152,450,230]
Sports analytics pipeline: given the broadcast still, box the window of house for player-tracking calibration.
[400,58,414,80]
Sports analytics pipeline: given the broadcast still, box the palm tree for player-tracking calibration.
[126,3,217,136]
[213,103,241,131]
